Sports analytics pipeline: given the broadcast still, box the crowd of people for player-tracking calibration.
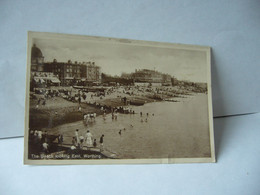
[29,129,63,154]
[29,86,162,158]
[29,128,105,155]
[29,104,155,157]
[72,129,105,152]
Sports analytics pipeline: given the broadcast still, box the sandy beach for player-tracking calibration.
[29,85,187,130]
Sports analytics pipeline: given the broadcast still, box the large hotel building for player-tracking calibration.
[122,69,172,86]
[31,44,101,86]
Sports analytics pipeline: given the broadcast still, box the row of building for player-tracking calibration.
[31,44,174,88]
[121,69,172,86]
[31,44,101,86]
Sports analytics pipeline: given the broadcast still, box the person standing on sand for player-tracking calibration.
[33,130,38,143]
[42,142,49,153]
[112,112,114,120]
[75,129,80,147]
[29,130,34,141]
[85,130,93,149]
[38,130,42,141]
[58,134,63,146]
[100,134,104,151]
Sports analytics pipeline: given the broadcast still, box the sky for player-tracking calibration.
[33,37,208,83]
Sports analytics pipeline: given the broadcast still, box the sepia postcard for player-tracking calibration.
[24,31,215,165]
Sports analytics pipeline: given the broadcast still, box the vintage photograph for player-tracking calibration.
[24,32,215,164]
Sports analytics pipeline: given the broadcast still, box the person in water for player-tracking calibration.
[93,139,97,148]
[79,135,84,149]
[75,129,80,147]
[85,130,93,149]
[72,137,77,146]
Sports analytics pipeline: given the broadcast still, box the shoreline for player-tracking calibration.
[29,85,205,131]
[29,95,161,130]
